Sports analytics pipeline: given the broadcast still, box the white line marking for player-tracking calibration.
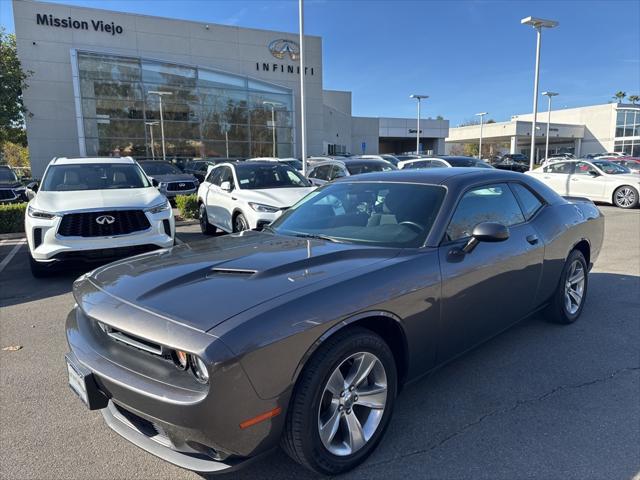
[0,239,26,274]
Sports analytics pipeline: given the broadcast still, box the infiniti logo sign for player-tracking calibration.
[96,215,116,225]
[268,39,300,61]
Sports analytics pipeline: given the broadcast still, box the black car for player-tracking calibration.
[0,165,28,203]
[183,159,242,183]
[491,154,530,173]
[137,160,199,199]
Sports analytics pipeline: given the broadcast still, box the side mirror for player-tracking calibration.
[220,181,232,192]
[27,181,39,193]
[462,222,510,253]
[151,178,159,187]
[588,170,600,177]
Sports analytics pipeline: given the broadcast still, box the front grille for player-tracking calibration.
[51,244,159,262]
[58,210,150,237]
[0,189,16,200]
[167,181,195,192]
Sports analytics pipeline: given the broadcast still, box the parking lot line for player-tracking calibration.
[0,239,26,274]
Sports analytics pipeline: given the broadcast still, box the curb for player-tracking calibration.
[0,232,26,240]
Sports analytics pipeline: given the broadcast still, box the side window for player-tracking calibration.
[511,183,543,220]
[220,167,235,189]
[574,161,597,176]
[446,183,525,241]
[331,165,347,179]
[207,167,223,185]
[430,160,448,168]
[315,165,331,180]
[544,162,573,174]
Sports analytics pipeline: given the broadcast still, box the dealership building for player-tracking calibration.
[13,0,449,177]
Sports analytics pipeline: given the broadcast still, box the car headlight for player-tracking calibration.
[27,205,57,219]
[159,182,168,190]
[249,202,280,213]
[190,355,209,384]
[145,199,171,214]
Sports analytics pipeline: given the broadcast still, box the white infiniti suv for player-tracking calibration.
[197,161,315,233]
[25,157,174,276]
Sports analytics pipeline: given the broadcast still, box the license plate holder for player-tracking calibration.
[65,353,108,410]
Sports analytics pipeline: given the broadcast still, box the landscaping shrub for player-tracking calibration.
[0,202,27,234]
[175,194,198,220]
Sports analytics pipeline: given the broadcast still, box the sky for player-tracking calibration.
[1,0,639,125]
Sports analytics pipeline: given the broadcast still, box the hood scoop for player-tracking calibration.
[207,267,257,277]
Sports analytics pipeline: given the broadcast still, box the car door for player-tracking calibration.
[206,166,236,231]
[437,182,545,363]
[569,161,606,200]
[540,161,573,195]
[215,166,238,232]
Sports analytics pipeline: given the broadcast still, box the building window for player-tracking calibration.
[615,108,640,139]
[77,52,294,159]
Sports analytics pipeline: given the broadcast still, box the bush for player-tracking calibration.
[175,194,198,220]
[0,202,27,234]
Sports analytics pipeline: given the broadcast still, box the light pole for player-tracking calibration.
[299,0,308,175]
[521,16,558,170]
[148,91,173,161]
[263,101,282,157]
[410,94,428,154]
[541,91,558,162]
[475,112,488,159]
[145,121,159,159]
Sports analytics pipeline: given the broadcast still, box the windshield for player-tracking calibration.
[138,161,181,175]
[283,159,303,170]
[592,160,630,174]
[381,155,399,166]
[0,167,18,182]
[346,162,397,175]
[41,164,151,191]
[235,163,311,189]
[270,182,446,247]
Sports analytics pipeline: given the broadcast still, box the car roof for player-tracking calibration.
[50,156,136,165]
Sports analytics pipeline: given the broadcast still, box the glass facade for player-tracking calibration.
[614,108,640,157]
[77,52,294,160]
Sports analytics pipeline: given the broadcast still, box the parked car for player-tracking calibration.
[594,152,625,159]
[526,159,640,208]
[0,165,28,203]
[357,154,401,166]
[182,159,240,183]
[491,155,530,173]
[247,157,304,173]
[394,154,420,162]
[197,161,315,233]
[307,158,396,185]
[138,160,199,199]
[64,168,603,475]
[399,156,492,170]
[24,157,174,277]
[611,158,640,174]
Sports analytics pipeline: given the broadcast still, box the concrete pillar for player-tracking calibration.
[510,136,517,154]
[574,138,582,158]
[435,138,445,155]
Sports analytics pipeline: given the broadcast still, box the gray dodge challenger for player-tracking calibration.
[65,168,604,475]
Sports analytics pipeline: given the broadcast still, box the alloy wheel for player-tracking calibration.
[615,187,635,208]
[564,259,585,315]
[317,352,387,456]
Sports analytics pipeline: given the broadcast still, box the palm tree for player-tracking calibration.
[613,91,627,103]
[629,95,640,105]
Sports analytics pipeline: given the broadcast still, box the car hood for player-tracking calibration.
[33,187,164,213]
[238,187,316,208]
[148,173,196,182]
[81,231,398,332]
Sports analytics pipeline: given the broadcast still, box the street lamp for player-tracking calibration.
[521,16,558,170]
[263,101,283,157]
[409,94,428,154]
[475,112,488,159]
[145,121,159,159]
[148,90,173,161]
[541,91,559,162]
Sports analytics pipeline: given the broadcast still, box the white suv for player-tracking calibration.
[197,161,315,233]
[25,157,174,276]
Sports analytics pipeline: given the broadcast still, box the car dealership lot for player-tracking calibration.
[1,207,638,480]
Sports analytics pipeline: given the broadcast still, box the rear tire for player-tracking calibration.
[545,249,588,324]
[613,185,638,209]
[281,327,397,475]
[29,254,50,278]
[199,204,216,235]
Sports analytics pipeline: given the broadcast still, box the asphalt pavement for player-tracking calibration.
[0,207,638,480]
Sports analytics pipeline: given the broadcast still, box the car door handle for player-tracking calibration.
[526,234,539,245]
[571,178,579,181]
[231,197,237,200]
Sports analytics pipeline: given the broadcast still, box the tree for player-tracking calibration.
[612,91,627,103]
[0,28,31,148]
[629,95,640,105]
[2,141,30,175]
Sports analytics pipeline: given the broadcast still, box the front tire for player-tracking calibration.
[545,249,588,324]
[282,327,397,475]
[233,212,249,232]
[199,204,216,235]
[613,185,639,209]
